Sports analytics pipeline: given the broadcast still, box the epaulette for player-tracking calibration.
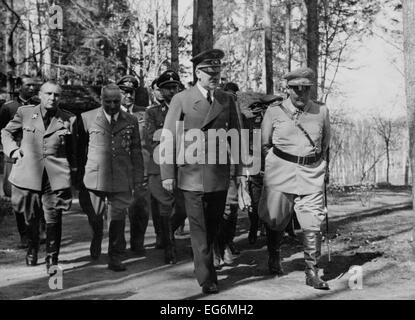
[19,104,36,109]
[2,100,16,106]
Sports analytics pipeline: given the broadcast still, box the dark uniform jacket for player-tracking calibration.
[78,107,144,193]
[1,104,77,191]
[160,85,244,192]
[144,102,169,175]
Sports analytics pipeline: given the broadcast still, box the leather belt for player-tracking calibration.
[272,147,322,165]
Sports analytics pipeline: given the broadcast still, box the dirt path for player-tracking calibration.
[1,188,415,300]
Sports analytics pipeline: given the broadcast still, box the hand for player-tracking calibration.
[133,183,146,197]
[236,176,248,190]
[162,178,176,193]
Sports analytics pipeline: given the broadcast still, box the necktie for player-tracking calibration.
[207,91,212,105]
[44,110,55,129]
[110,115,116,128]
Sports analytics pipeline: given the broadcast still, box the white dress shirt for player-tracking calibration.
[196,82,214,104]
[103,109,119,124]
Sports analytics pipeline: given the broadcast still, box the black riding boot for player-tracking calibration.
[266,226,285,276]
[152,203,164,249]
[108,220,127,271]
[129,203,147,256]
[45,220,62,276]
[88,215,103,260]
[26,219,40,266]
[161,216,177,264]
[248,209,259,244]
[303,231,330,290]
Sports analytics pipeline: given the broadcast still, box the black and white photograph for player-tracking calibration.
[0,0,414,305]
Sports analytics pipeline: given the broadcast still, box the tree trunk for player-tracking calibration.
[171,0,179,72]
[285,0,292,72]
[403,0,415,242]
[386,140,390,184]
[264,0,273,94]
[4,0,16,99]
[192,0,213,82]
[154,0,159,77]
[305,0,319,101]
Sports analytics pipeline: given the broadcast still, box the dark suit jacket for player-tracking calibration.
[79,107,144,193]
[1,105,77,191]
[160,85,244,192]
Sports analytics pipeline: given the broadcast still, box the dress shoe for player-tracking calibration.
[108,260,127,272]
[202,282,219,294]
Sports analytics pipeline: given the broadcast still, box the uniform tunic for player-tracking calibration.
[259,98,330,231]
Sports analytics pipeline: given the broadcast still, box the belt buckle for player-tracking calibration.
[297,156,306,165]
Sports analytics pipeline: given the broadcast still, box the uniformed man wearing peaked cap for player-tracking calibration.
[160,49,246,294]
[145,69,187,265]
[259,66,330,290]
[114,75,150,256]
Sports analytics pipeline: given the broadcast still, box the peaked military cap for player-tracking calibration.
[151,78,159,90]
[237,91,283,118]
[283,67,315,87]
[156,70,181,88]
[117,75,138,90]
[191,49,224,73]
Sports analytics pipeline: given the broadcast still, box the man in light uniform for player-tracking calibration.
[260,67,330,290]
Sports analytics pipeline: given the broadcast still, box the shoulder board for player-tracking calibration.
[2,100,17,106]
[19,104,36,109]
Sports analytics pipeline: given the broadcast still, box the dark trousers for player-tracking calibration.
[149,174,187,231]
[182,190,227,286]
[248,174,263,231]
[127,189,149,249]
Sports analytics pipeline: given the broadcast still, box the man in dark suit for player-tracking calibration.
[117,75,149,256]
[0,75,44,249]
[1,81,77,275]
[160,49,246,294]
[78,84,145,271]
[145,70,187,264]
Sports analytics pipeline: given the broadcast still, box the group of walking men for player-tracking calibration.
[1,48,331,295]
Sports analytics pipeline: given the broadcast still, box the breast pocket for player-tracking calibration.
[89,129,106,146]
[22,126,36,141]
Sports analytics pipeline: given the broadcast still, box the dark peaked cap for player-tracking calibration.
[156,70,181,88]
[117,75,139,90]
[191,49,224,73]
[283,67,315,87]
